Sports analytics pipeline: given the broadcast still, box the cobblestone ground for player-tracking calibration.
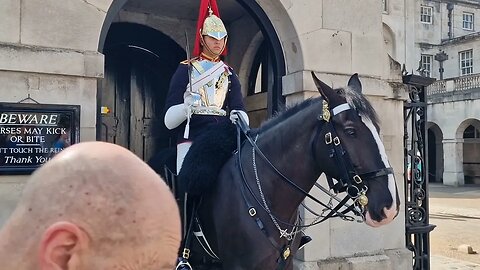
[429,184,480,269]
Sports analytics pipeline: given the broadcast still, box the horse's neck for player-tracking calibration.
[255,102,323,218]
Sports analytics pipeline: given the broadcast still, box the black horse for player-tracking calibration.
[155,72,400,270]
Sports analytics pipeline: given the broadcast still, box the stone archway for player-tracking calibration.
[98,0,303,116]
[457,119,480,184]
[427,122,444,183]
[94,0,303,157]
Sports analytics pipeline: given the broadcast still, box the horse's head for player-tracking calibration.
[311,72,400,227]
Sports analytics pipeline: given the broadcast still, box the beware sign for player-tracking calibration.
[0,103,80,174]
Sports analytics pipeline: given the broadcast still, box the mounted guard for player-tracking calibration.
[163,0,249,268]
[164,0,248,174]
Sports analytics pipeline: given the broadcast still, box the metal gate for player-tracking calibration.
[403,74,436,270]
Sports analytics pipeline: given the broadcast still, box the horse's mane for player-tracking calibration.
[255,86,379,134]
[255,98,321,134]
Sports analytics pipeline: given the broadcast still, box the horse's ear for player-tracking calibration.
[347,73,362,93]
[312,71,334,102]
[311,71,342,105]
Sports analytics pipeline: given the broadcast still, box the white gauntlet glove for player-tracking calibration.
[164,104,187,130]
[230,110,250,126]
[164,92,203,130]
[183,91,196,108]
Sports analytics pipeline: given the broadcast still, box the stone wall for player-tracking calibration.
[0,0,107,225]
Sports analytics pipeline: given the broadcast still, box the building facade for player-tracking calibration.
[0,0,411,268]
[402,0,480,185]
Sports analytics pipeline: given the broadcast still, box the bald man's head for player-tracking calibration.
[0,142,181,270]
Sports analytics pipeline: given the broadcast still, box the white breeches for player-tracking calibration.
[176,142,192,174]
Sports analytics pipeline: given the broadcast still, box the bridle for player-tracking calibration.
[310,100,394,208]
[234,98,394,268]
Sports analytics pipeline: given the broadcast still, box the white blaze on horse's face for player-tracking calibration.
[361,118,399,227]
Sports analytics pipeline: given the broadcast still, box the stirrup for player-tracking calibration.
[176,258,193,270]
[298,235,312,250]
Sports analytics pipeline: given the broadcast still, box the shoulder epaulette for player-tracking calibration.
[222,61,233,70]
[180,57,199,65]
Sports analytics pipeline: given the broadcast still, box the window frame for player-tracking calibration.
[463,125,480,139]
[421,54,433,77]
[420,5,433,24]
[459,49,474,76]
[462,12,474,31]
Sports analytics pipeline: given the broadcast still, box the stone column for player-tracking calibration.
[442,139,464,186]
[435,140,444,183]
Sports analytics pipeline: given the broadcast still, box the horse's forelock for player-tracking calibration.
[338,86,380,127]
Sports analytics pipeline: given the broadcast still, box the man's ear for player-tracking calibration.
[39,222,89,270]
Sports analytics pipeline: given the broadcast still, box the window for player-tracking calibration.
[463,12,474,31]
[459,50,473,76]
[421,54,433,77]
[463,125,480,139]
[420,6,433,24]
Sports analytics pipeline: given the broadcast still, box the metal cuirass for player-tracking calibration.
[188,59,230,116]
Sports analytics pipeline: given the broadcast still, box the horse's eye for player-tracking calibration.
[345,128,356,136]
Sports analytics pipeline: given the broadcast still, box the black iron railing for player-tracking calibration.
[403,74,436,270]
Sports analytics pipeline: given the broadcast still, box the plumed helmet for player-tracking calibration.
[193,0,228,57]
[201,9,227,40]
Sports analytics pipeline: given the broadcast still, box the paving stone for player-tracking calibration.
[431,255,480,270]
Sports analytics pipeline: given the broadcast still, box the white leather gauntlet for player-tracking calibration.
[230,110,249,126]
[164,104,187,130]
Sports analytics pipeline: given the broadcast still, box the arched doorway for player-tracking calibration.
[427,123,443,183]
[461,121,480,184]
[97,0,288,159]
[99,23,185,160]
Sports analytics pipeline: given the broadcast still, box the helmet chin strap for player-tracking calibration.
[200,34,228,60]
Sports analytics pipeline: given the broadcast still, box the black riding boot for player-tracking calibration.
[298,234,313,250]
[176,193,196,270]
